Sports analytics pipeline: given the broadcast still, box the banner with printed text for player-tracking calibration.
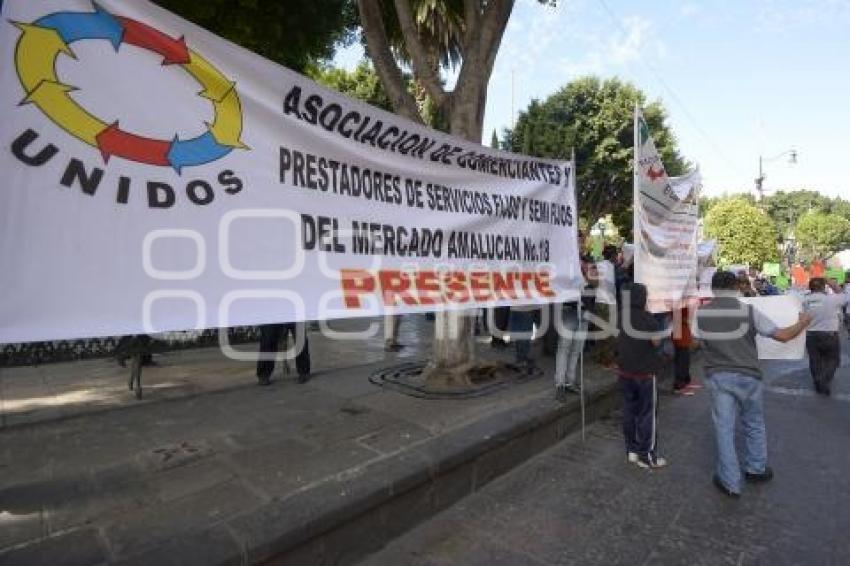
[0,0,582,343]
[633,108,701,313]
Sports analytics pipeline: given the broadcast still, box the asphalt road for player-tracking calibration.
[361,340,850,565]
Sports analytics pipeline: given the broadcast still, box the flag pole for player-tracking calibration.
[633,103,640,283]
[573,147,587,443]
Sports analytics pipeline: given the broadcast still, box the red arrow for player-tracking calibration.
[647,165,666,181]
[96,122,171,166]
[117,16,190,65]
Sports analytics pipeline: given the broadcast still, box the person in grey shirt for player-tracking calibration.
[695,271,811,498]
[803,278,849,396]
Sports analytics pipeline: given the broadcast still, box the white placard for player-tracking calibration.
[741,296,806,360]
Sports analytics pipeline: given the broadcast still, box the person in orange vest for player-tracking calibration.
[791,264,809,288]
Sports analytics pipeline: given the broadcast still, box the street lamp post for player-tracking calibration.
[755,148,798,201]
[784,231,797,268]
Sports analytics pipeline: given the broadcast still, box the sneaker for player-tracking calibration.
[257,374,272,386]
[636,453,668,469]
[744,466,774,483]
[685,381,703,390]
[713,475,740,498]
[627,451,639,464]
[384,342,404,352]
[564,383,581,394]
[673,387,695,396]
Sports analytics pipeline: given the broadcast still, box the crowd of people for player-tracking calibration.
[461,240,847,495]
[199,234,850,498]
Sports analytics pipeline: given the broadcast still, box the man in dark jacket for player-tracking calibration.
[696,271,810,497]
[256,323,311,385]
[616,282,668,469]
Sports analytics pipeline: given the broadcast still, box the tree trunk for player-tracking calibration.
[422,84,488,390]
[356,0,516,390]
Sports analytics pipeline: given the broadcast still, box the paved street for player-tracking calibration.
[362,346,850,566]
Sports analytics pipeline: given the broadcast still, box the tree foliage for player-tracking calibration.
[502,77,686,227]
[309,61,439,124]
[795,211,850,261]
[309,62,397,112]
[152,0,358,72]
[761,190,833,238]
[358,0,554,138]
[702,190,850,247]
[704,198,779,267]
[699,192,755,218]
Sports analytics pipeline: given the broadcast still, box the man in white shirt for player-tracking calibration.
[844,276,850,334]
[803,277,849,396]
[595,246,618,307]
[592,245,619,367]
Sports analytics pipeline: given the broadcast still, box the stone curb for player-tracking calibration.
[0,375,618,565]
[221,377,619,565]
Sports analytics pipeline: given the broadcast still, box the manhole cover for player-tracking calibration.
[144,441,213,470]
[370,360,543,399]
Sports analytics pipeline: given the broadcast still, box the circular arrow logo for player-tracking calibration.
[12,3,247,173]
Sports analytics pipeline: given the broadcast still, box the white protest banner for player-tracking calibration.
[698,240,717,262]
[698,267,717,299]
[633,107,702,313]
[0,0,582,344]
[740,296,806,360]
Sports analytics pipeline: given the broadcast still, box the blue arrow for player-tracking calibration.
[35,2,124,50]
[167,131,233,174]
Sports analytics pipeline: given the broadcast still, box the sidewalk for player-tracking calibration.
[0,318,432,429]
[0,316,617,564]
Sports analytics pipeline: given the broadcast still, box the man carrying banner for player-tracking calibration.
[384,314,405,352]
[256,323,311,386]
[695,271,811,498]
[554,230,597,399]
[592,245,619,368]
[617,282,668,469]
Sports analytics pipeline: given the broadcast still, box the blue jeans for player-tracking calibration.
[706,371,768,493]
[509,310,535,363]
[554,307,587,386]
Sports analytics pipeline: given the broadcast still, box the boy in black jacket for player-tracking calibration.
[617,283,668,469]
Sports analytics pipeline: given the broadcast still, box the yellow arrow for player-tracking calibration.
[23,81,107,147]
[182,50,234,102]
[208,85,247,149]
[13,22,75,94]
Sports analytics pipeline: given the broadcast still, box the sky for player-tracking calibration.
[333,0,850,198]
